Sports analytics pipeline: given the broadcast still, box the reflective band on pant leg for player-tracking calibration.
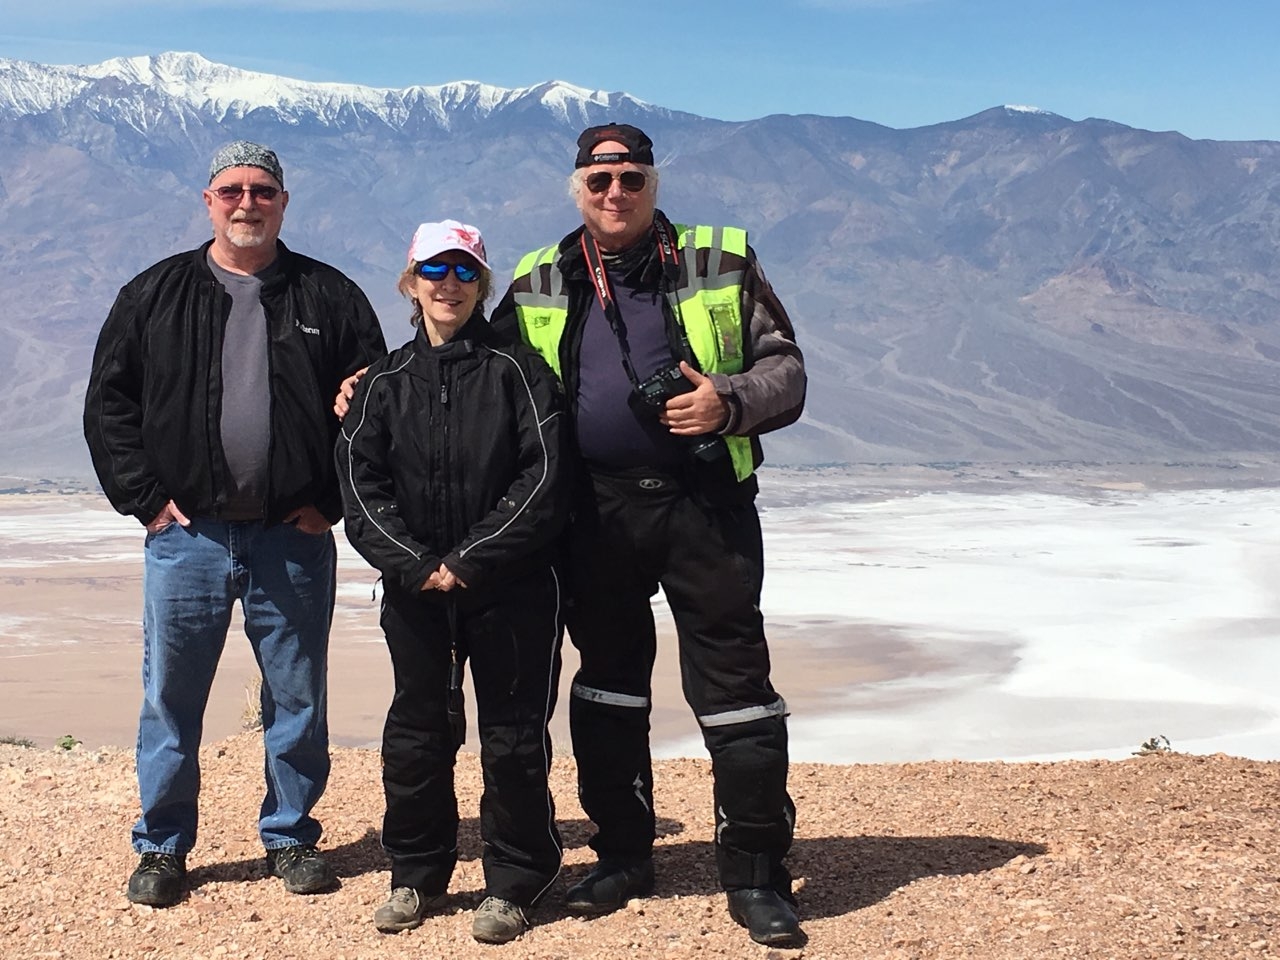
[571,680,650,709]
[696,697,788,728]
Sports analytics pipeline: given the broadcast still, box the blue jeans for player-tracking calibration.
[133,517,336,855]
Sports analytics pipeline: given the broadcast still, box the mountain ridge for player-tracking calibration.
[0,52,670,130]
[1,53,1278,478]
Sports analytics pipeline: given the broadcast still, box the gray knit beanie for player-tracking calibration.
[208,140,284,188]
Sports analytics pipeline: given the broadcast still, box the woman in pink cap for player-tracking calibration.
[336,220,566,944]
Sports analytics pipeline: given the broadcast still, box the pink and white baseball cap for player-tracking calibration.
[407,219,490,269]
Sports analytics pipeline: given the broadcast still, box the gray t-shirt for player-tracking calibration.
[207,252,273,520]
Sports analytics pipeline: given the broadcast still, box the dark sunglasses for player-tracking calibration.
[417,261,481,283]
[210,184,281,203]
[585,170,647,194]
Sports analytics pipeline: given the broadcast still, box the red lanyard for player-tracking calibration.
[577,218,691,391]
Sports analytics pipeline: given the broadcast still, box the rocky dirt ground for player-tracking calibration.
[1,735,1276,959]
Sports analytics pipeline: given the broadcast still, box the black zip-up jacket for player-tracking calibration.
[84,240,387,526]
[336,314,566,602]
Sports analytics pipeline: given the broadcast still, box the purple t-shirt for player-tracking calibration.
[574,264,685,469]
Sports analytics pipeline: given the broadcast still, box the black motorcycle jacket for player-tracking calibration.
[336,314,566,600]
[84,240,387,525]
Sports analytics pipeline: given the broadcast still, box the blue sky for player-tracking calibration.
[3,0,1277,141]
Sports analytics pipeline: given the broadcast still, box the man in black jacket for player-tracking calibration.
[83,140,387,908]
[489,123,807,947]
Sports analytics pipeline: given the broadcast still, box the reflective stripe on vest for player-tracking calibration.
[512,225,755,482]
[511,244,568,380]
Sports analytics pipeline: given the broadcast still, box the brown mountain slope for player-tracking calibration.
[1,737,1276,959]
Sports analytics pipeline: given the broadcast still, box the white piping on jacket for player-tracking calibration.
[338,354,422,562]
[456,346,560,560]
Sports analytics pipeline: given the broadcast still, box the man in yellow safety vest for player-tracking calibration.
[491,122,808,948]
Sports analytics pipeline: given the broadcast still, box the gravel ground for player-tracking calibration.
[1,735,1277,959]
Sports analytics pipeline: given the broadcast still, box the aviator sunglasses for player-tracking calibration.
[417,260,481,283]
[585,170,648,194]
[210,184,281,203]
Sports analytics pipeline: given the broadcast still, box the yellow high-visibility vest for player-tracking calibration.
[511,224,755,481]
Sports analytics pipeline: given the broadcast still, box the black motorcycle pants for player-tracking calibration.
[565,468,794,893]
[378,569,564,905]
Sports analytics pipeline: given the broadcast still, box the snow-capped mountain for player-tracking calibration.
[0,51,666,129]
[2,53,1280,481]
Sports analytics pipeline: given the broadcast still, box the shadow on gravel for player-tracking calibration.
[188,828,390,887]
[556,815,687,852]
[188,859,265,888]
[188,814,689,889]
[190,825,1040,920]
[790,834,1048,919]
[541,833,1045,921]
[326,827,389,878]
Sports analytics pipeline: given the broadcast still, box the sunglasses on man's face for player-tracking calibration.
[585,170,647,194]
[210,184,281,203]
[417,261,481,283]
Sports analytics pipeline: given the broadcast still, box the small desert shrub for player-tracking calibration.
[0,734,34,748]
[55,734,81,751]
[1134,734,1172,755]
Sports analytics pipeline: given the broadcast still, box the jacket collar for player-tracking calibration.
[407,309,491,370]
[193,239,293,295]
[556,210,672,289]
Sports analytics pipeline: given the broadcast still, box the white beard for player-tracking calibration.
[225,222,267,249]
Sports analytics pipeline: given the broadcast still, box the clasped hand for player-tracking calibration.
[421,564,467,592]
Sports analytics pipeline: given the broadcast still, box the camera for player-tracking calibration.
[634,364,693,410]
[632,364,728,463]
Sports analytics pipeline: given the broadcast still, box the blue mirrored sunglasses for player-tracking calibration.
[417,261,480,283]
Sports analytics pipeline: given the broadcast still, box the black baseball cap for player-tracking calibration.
[574,123,655,168]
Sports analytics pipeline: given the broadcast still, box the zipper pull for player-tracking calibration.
[440,381,449,405]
